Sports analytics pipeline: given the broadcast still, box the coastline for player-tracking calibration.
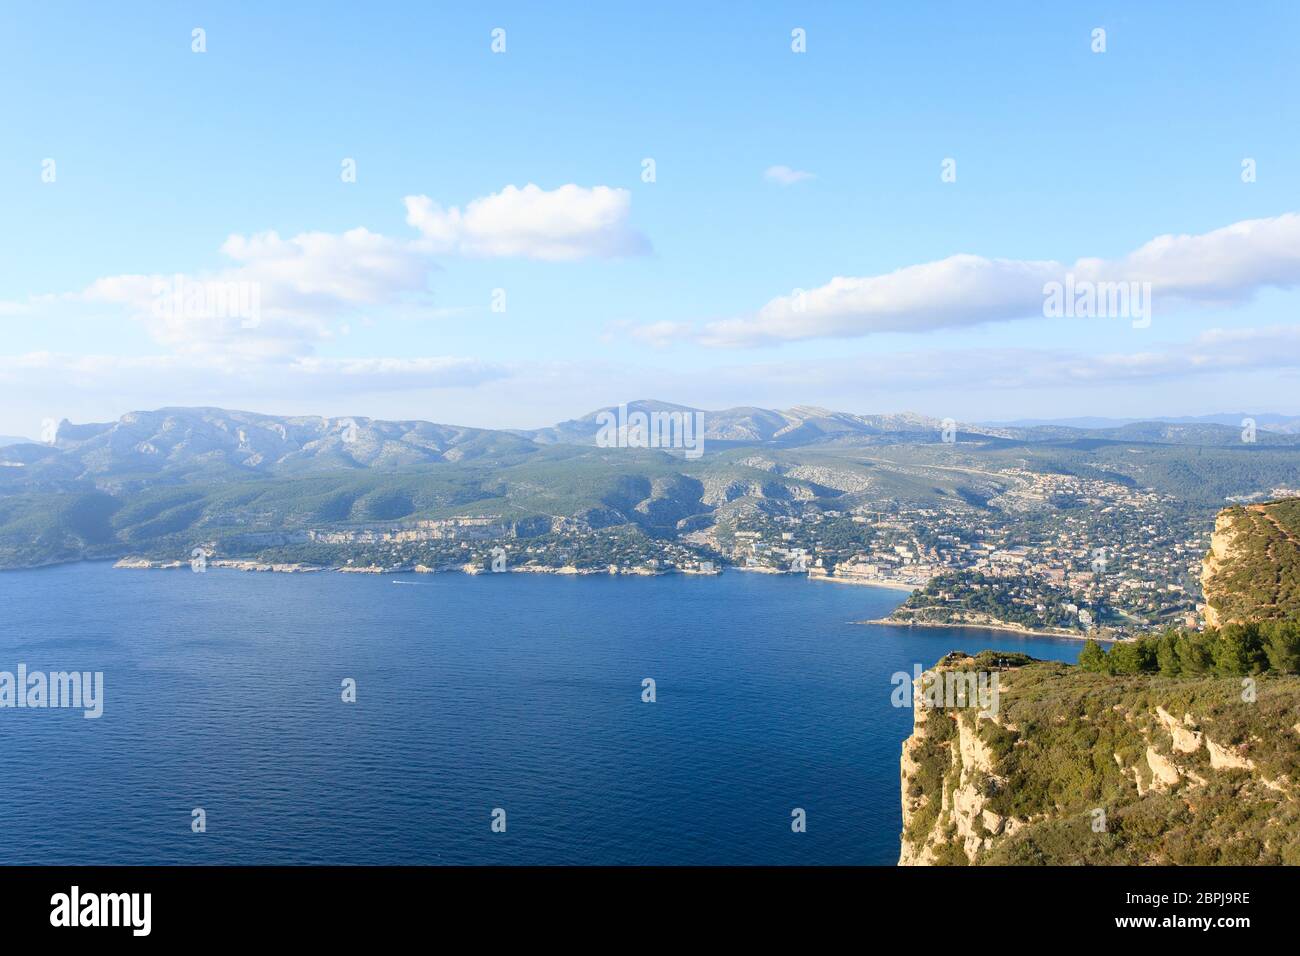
[108,558,920,589]
[24,558,1126,642]
[108,557,722,577]
[860,617,1118,643]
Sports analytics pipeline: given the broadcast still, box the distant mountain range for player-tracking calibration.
[0,407,538,489]
[2,401,1297,492]
[522,401,1017,447]
[987,413,1300,434]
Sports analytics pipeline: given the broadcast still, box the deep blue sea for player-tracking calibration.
[0,563,1081,865]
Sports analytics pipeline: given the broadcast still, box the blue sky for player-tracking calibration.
[2,1,1299,435]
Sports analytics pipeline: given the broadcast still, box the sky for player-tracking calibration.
[2,0,1299,436]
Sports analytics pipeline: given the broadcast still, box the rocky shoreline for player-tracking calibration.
[103,560,1105,640]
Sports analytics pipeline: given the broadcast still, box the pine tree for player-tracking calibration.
[1262,620,1300,674]
[1078,639,1107,673]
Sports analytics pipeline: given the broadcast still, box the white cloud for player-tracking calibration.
[1102,213,1300,303]
[650,211,1300,347]
[5,184,647,362]
[217,228,432,307]
[404,183,650,260]
[763,165,815,185]
[703,255,1056,346]
[74,228,437,360]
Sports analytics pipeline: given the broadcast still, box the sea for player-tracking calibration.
[0,562,1082,865]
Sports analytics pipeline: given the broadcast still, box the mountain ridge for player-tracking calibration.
[7,401,1297,483]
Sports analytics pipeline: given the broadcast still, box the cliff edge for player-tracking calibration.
[1201,497,1300,628]
[898,655,1300,865]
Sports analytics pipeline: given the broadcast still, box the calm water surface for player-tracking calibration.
[0,563,1080,864]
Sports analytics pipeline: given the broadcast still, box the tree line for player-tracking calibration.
[1078,621,1300,676]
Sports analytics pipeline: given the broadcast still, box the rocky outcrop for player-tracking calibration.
[1154,706,1203,753]
[1206,737,1255,771]
[1145,747,1183,790]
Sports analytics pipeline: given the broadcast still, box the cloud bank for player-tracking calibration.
[6,324,1298,407]
[671,212,1300,346]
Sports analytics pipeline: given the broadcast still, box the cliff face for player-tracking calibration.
[898,657,1300,865]
[1201,498,1300,628]
[899,671,1023,865]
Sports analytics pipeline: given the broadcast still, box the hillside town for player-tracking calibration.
[152,468,1213,639]
[711,470,1209,636]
